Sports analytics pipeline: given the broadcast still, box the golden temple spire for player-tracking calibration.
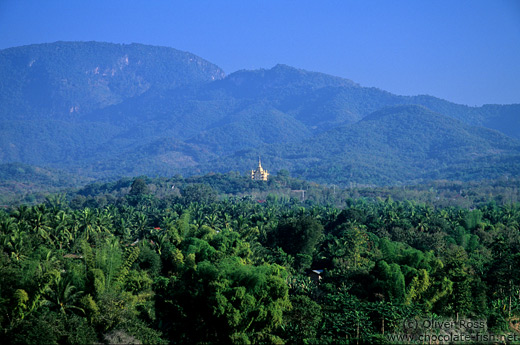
[251,156,269,180]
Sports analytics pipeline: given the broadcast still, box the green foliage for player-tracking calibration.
[129,177,149,197]
[465,209,483,230]
[116,246,140,287]
[375,261,406,304]
[181,183,218,204]
[86,269,106,297]
[282,295,322,343]
[0,176,520,343]
[9,312,97,345]
[268,215,323,265]
[155,256,290,344]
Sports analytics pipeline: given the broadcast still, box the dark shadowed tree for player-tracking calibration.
[129,178,149,196]
[268,215,324,270]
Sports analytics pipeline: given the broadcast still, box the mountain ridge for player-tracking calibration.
[0,41,225,119]
[198,105,520,185]
[0,41,518,186]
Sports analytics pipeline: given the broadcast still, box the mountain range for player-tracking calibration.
[1,41,519,186]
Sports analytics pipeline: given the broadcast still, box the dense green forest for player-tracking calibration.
[1,175,520,344]
[2,169,519,209]
[1,41,519,343]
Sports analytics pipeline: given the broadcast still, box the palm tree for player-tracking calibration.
[501,204,520,228]
[49,210,73,250]
[12,205,31,224]
[204,213,221,231]
[5,230,28,261]
[233,215,249,233]
[37,249,62,282]
[96,208,115,234]
[0,216,17,236]
[43,275,85,315]
[114,216,133,242]
[76,208,99,241]
[325,207,340,224]
[134,212,149,239]
[151,229,169,255]
[222,213,233,230]
[27,205,52,244]
[45,194,67,212]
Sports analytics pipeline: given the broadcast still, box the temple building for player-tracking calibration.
[251,158,269,181]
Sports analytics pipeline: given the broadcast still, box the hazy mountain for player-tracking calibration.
[0,162,90,204]
[201,105,520,185]
[0,41,224,166]
[0,41,224,119]
[0,41,518,186]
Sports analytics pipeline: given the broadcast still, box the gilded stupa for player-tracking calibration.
[251,157,269,181]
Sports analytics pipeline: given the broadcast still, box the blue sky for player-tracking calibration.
[0,0,519,106]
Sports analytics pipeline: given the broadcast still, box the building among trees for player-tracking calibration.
[251,158,269,180]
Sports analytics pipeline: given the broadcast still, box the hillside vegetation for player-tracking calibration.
[204,106,520,185]
[1,41,519,186]
[0,175,519,343]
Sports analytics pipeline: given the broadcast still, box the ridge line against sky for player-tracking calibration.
[0,0,519,106]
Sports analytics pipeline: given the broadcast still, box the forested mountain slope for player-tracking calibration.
[205,106,520,185]
[1,42,518,185]
[0,41,224,166]
[0,41,225,119]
